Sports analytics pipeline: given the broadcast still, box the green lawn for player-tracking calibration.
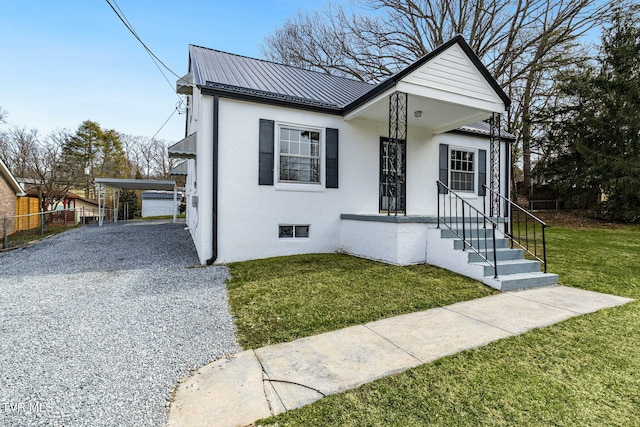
[232,225,640,426]
[227,254,494,349]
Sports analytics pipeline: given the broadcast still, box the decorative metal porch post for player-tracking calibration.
[489,112,501,217]
[387,91,408,215]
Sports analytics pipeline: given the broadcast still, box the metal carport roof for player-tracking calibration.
[93,178,179,226]
[94,178,176,191]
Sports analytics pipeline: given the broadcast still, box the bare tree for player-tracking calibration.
[120,134,176,179]
[0,127,78,210]
[30,130,79,211]
[0,127,39,177]
[264,0,612,195]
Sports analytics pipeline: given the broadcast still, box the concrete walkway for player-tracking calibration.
[167,286,633,427]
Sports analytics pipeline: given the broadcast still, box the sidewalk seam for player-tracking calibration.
[362,324,425,364]
[252,349,287,414]
[442,306,518,336]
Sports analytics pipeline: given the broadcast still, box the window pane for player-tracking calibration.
[279,226,293,238]
[295,225,309,238]
[300,141,310,156]
[280,140,289,154]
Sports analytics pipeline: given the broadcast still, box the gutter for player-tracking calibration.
[206,95,219,265]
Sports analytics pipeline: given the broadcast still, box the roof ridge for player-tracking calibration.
[188,44,375,87]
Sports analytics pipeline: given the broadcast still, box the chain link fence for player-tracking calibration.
[1,208,114,250]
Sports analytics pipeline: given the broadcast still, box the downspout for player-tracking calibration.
[206,95,219,265]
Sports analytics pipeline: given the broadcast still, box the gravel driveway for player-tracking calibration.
[0,221,240,427]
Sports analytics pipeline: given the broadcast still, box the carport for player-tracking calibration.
[94,178,179,226]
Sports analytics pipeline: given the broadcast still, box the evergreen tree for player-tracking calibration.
[63,120,129,197]
[537,6,640,222]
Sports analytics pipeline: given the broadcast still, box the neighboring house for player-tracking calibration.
[141,191,183,217]
[64,195,100,224]
[0,157,26,236]
[171,35,557,290]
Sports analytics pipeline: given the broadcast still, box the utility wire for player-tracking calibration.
[105,0,188,140]
[148,105,180,143]
[105,0,189,102]
[105,0,181,79]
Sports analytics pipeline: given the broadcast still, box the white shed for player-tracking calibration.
[141,191,183,217]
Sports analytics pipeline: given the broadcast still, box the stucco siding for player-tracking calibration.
[186,94,507,265]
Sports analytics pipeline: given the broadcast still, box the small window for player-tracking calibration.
[279,225,294,238]
[279,127,320,184]
[279,225,310,238]
[295,225,309,238]
[450,149,475,192]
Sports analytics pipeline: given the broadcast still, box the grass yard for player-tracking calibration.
[227,224,640,426]
[227,254,495,349]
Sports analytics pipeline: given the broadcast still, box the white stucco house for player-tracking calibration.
[170,35,557,290]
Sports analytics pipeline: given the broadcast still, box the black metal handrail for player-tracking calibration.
[483,184,548,273]
[437,181,499,278]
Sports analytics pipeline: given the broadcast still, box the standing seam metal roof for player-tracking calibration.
[189,45,375,109]
[187,39,513,139]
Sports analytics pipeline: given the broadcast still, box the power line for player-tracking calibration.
[148,104,180,143]
[105,0,190,97]
[105,0,188,140]
[105,0,182,79]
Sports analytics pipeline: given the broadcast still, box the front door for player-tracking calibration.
[379,137,406,214]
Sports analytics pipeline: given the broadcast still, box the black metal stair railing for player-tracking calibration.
[437,181,499,278]
[483,184,548,273]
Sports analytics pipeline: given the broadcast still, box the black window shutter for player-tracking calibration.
[478,149,487,196]
[258,119,274,185]
[326,128,339,188]
[438,143,449,194]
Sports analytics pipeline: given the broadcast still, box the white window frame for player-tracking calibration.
[449,147,477,194]
[278,224,311,239]
[275,123,324,192]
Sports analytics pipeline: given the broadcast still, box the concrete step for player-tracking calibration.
[441,228,496,239]
[494,272,560,291]
[454,238,510,250]
[467,247,524,263]
[472,259,541,276]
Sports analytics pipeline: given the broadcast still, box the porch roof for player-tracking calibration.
[342,36,510,134]
[183,36,510,131]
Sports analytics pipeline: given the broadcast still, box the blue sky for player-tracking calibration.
[0,0,344,142]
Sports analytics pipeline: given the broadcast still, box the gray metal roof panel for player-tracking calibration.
[456,121,517,140]
[189,45,375,108]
